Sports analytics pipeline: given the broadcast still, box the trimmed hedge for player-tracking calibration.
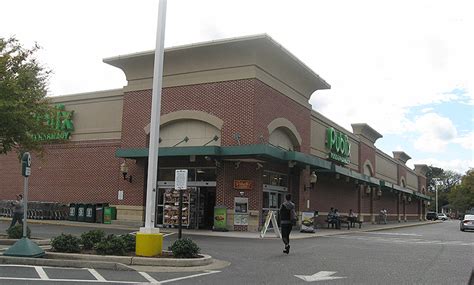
[169,238,200,258]
[51,234,81,253]
[6,225,31,239]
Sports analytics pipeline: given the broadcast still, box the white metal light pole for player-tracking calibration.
[141,0,167,233]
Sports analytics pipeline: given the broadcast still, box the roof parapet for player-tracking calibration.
[414,164,430,176]
[393,151,411,165]
[351,123,383,144]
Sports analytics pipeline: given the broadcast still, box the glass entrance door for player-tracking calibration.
[262,191,284,226]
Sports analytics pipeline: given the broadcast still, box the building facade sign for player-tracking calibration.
[234,180,253,190]
[33,104,74,141]
[325,127,351,164]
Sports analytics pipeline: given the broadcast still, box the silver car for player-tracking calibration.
[460,214,474,231]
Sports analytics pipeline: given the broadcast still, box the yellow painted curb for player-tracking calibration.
[135,233,163,257]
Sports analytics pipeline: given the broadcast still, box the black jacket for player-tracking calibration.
[279,201,295,224]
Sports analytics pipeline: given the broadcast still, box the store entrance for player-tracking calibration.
[157,186,216,230]
[196,187,216,230]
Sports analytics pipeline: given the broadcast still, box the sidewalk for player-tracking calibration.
[0,217,439,239]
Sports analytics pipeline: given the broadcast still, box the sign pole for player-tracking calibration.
[4,152,44,257]
[178,190,183,239]
[22,176,28,238]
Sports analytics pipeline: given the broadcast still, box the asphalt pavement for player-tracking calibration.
[1,219,473,284]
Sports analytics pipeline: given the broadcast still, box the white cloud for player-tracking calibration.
[410,158,473,175]
[452,132,474,150]
[412,113,457,152]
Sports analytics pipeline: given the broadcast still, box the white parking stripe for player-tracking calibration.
[0,277,144,283]
[139,271,160,284]
[163,232,175,237]
[88,269,106,281]
[34,266,49,280]
[160,270,220,284]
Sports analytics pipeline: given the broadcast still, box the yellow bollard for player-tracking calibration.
[135,232,163,257]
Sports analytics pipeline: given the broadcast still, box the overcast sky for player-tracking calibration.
[1,0,472,174]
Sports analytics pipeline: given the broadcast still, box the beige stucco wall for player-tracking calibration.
[375,151,398,184]
[52,89,123,141]
[159,120,221,147]
[310,111,359,170]
[406,171,418,190]
[269,128,296,150]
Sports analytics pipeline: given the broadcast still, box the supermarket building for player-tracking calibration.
[0,34,431,231]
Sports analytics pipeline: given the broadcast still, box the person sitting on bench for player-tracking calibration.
[348,209,358,228]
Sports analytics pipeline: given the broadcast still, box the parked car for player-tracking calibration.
[460,214,474,231]
[426,212,438,220]
[437,213,448,221]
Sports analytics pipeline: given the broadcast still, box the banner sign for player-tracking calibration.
[259,211,281,238]
[213,206,227,231]
[300,211,315,233]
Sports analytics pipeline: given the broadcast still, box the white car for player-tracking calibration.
[437,213,448,221]
[460,214,474,231]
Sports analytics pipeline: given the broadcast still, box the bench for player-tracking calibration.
[326,218,350,230]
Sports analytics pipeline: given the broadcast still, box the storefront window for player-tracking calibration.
[158,168,174,181]
[263,171,288,187]
[196,168,216,181]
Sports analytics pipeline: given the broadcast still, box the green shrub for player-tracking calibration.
[80,230,105,250]
[120,234,136,252]
[169,238,200,258]
[95,234,126,256]
[51,234,81,253]
[6,225,31,239]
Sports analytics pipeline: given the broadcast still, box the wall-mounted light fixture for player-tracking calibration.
[120,160,132,183]
[335,173,340,180]
[310,171,318,184]
[256,163,263,170]
[239,191,245,197]
[234,161,241,169]
[377,188,382,197]
[365,186,371,195]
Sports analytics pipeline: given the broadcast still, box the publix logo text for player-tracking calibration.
[33,104,74,141]
[325,127,351,164]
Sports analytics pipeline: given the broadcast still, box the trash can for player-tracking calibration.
[77,203,86,222]
[85,204,96,223]
[110,206,117,220]
[68,203,78,221]
[95,203,109,223]
[103,207,112,224]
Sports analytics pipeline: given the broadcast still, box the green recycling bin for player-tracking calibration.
[85,204,96,223]
[95,203,109,223]
[110,206,117,220]
[103,207,112,224]
[77,204,86,222]
[68,203,78,221]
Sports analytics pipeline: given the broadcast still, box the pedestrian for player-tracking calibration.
[9,194,24,229]
[383,209,388,224]
[279,193,296,254]
[334,209,341,229]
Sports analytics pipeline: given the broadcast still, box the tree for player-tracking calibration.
[425,166,462,212]
[448,169,474,214]
[0,37,55,155]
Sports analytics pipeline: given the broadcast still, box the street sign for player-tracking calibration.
[175,169,188,190]
[21,152,31,177]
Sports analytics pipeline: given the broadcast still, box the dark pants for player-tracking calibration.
[9,213,23,228]
[281,223,292,246]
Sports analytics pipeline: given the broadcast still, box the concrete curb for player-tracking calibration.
[0,255,134,271]
[0,239,50,246]
[46,252,213,267]
[0,217,140,231]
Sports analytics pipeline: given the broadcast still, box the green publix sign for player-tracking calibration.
[33,104,74,141]
[325,127,351,165]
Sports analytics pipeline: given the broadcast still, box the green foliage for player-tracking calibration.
[120,234,136,252]
[448,169,474,213]
[0,37,56,155]
[51,234,81,253]
[95,234,126,256]
[6,225,30,239]
[80,229,105,250]
[169,238,200,258]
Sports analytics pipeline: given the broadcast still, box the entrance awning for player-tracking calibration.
[115,144,332,170]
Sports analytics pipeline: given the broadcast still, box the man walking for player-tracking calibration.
[279,193,296,254]
[9,194,24,229]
